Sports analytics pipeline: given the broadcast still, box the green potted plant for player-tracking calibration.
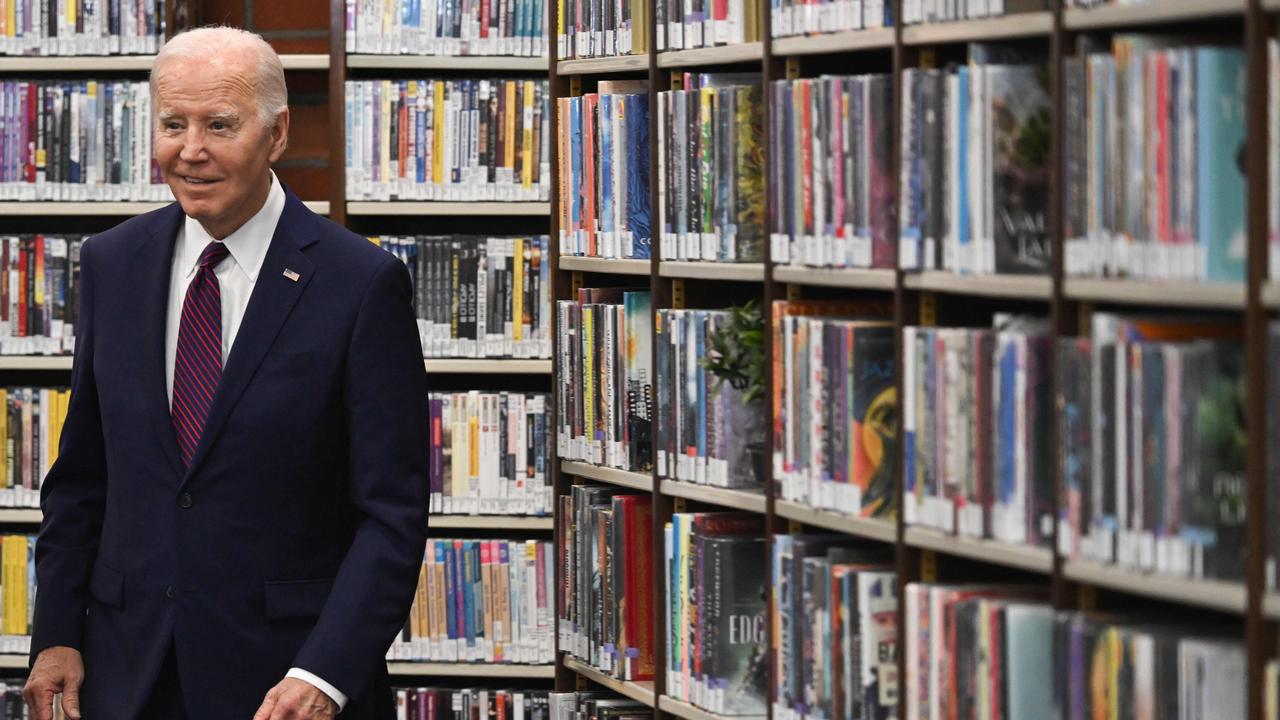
[699,299,768,488]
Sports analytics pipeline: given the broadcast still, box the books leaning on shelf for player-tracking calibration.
[555,289,653,472]
[654,0,762,52]
[558,485,655,681]
[904,584,1245,720]
[898,49,1051,275]
[655,308,767,490]
[1064,40,1246,283]
[394,688,552,719]
[372,235,552,359]
[0,387,68,509]
[770,0,893,38]
[0,534,33,656]
[665,512,767,717]
[390,538,554,664]
[1058,313,1245,582]
[0,0,164,56]
[0,235,83,356]
[428,391,551,516]
[556,82,652,260]
[346,0,548,57]
[345,79,550,202]
[557,0,649,59]
[902,317,1054,546]
[0,80,171,202]
[548,692,650,719]
[771,535,895,720]
[657,74,765,264]
[902,0,1044,24]
[772,300,896,518]
[769,75,896,270]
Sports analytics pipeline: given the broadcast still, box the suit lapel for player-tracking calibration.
[137,204,186,480]
[179,193,317,486]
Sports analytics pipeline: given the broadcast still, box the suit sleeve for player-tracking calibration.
[290,252,429,698]
[31,238,107,659]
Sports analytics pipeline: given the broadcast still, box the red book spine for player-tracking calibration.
[480,0,491,38]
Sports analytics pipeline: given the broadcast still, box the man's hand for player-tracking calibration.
[23,646,84,720]
[253,677,338,720]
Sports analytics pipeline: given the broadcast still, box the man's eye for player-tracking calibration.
[211,122,227,131]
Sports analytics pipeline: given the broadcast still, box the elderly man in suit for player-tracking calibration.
[22,26,429,720]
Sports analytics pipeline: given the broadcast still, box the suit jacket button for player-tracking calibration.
[165,585,176,599]
[178,492,193,509]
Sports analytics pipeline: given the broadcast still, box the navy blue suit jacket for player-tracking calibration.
[30,188,430,719]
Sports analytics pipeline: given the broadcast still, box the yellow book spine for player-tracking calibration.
[522,81,535,189]
[582,308,595,458]
[433,81,445,185]
[504,81,517,177]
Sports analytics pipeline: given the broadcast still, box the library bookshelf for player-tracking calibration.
[546,0,1280,717]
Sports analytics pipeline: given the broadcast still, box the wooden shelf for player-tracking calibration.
[563,657,656,706]
[659,480,767,514]
[348,54,547,71]
[658,696,764,720]
[1063,0,1244,28]
[1063,278,1244,310]
[0,356,72,370]
[657,42,764,68]
[772,29,896,55]
[0,53,328,71]
[560,461,652,491]
[281,54,331,70]
[556,54,649,75]
[0,655,25,669]
[903,271,1052,300]
[904,526,1054,574]
[430,515,553,530]
[659,261,766,282]
[423,359,551,374]
[0,509,40,523]
[1267,0,1280,11]
[1261,282,1280,309]
[1062,559,1247,614]
[559,256,652,276]
[773,265,896,290]
[0,201,167,215]
[386,662,555,678]
[1265,592,1280,620]
[346,201,550,216]
[902,12,1054,44]
[774,500,896,542]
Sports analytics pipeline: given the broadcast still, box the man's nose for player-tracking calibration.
[178,127,208,163]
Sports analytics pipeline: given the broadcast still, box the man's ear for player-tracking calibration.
[269,107,290,163]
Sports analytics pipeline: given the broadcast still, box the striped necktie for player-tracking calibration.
[171,241,230,468]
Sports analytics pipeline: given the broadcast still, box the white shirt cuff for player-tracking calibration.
[286,667,348,712]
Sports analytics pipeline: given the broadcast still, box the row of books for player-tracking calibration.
[1059,314,1245,582]
[0,684,28,719]
[0,387,66,510]
[0,80,170,202]
[556,0,648,59]
[547,692,648,719]
[557,485,655,681]
[0,534,32,656]
[374,235,552,359]
[389,538,554,664]
[772,535,896,720]
[393,688,553,720]
[665,512,767,716]
[902,0,1043,25]
[555,84,653,261]
[554,289,653,473]
[769,0,893,39]
[905,584,1245,720]
[902,318,1055,546]
[344,79,550,203]
[345,0,548,57]
[428,392,551,517]
[769,75,896,270]
[0,0,163,56]
[657,75,765,264]
[772,301,895,519]
[1062,41,1247,283]
[898,53,1052,275]
[0,235,83,357]
[653,0,762,53]
[655,308,764,490]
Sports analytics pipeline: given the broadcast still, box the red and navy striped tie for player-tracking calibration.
[171,241,230,468]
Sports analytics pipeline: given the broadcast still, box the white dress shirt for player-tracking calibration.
[164,172,349,712]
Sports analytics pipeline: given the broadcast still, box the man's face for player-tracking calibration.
[153,53,288,239]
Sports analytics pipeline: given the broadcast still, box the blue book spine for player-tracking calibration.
[600,94,615,245]
[417,81,428,185]
[997,336,1018,519]
[1196,47,1246,282]
[444,540,458,647]
[628,94,653,258]
[957,66,970,262]
[570,97,582,253]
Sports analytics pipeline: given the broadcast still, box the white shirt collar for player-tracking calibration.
[179,171,286,283]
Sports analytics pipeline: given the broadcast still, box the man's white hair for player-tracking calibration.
[151,26,288,127]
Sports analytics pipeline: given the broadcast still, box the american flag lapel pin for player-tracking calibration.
[283,268,301,282]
